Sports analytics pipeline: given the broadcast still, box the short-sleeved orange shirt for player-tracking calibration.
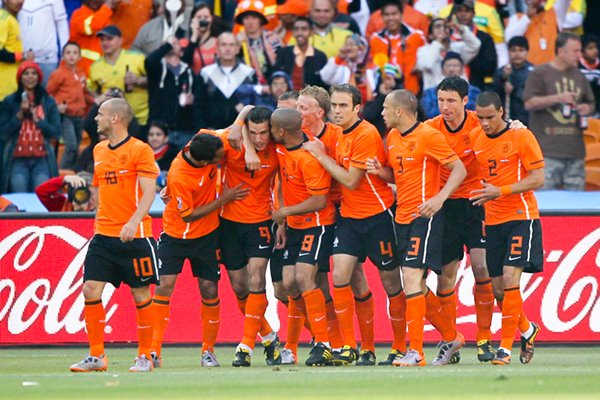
[335,119,395,219]
[276,135,336,229]
[426,110,483,199]
[162,149,220,239]
[470,125,544,225]
[306,122,342,205]
[93,136,159,238]
[386,122,459,224]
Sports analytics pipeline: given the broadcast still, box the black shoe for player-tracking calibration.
[331,345,358,366]
[263,335,282,365]
[378,349,405,366]
[477,340,496,362]
[232,349,251,367]
[356,350,376,366]
[450,350,461,364]
[305,342,333,366]
[520,321,540,364]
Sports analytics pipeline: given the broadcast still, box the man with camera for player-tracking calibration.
[35,172,96,212]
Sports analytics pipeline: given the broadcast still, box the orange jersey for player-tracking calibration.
[305,122,343,205]
[162,150,220,239]
[69,5,113,75]
[217,130,279,223]
[470,125,544,225]
[92,136,158,238]
[425,110,483,199]
[335,119,395,219]
[276,135,336,229]
[387,123,459,224]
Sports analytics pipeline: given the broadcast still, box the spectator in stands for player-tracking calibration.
[234,0,282,85]
[110,0,153,49]
[145,36,199,149]
[307,0,352,58]
[493,36,534,125]
[35,172,96,211]
[197,32,256,129]
[0,61,60,193]
[147,121,178,190]
[524,32,596,191]
[89,25,149,126]
[0,0,29,101]
[274,0,308,44]
[132,0,192,56]
[183,3,222,75]
[320,34,376,103]
[363,0,430,39]
[47,42,92,171]
[274,17,328,91]
[17,0,69,87]
[370,1,425,95]
[70,0,119,75]
[451,0,497,91]
[0,195,18,212]
[238,70,293,111]
[579,34,600,117]
[421,52,480,119]
[277,90,299,109]
[416,17,480,91]
[332,0,361,34]
[362,63,403,135]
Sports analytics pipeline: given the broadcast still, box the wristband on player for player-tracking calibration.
[500,185,512,196]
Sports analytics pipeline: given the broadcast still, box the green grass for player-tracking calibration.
[1,346,600,399]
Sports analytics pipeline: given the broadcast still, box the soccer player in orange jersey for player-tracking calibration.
[70,99,159,373]
[270,108,336,366]
[151,133,249,368]
[469,91,544,366]
[303,84,403,366]
[368,89,467,367]
[425,76,495,364]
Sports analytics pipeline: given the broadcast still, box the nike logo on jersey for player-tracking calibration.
[335,308,348,314]
[141,277,152,282]
[258,245,270,249]
[381,260,394,266]
[388,145,395,150]
[508,256,521,261]
[298,252,311,257]
[199,176,204,187]
[94,161,103,166]
[475,150,484,155]
[314,316,326,322]
[405,256,418,261]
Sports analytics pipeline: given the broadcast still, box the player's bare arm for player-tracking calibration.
[241,124,261,171]
[182,183,250,223]
[470,168,544,206]
[119,176,156,243]
[272,194,327,225]
[366,156,394,183]
[419,159,466,218]
[303,140,365,190]
[228,105,255,151]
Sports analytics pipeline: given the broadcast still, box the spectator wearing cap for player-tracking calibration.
[238,70,293,111]
[69,0,120,76]
[0,60,60,193]
[235,0,282,85]
[421,52,480,119]
[274,16,328,90]
[362,62,404,136]
[416,16,481,91]
[579,34,600,117]
[88,25,149,126]
[274,0,309,44]
[493,36,534,125]
[0,0,29,101]
[320,34,376,103]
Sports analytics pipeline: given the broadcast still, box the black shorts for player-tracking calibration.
[333,208,399,271]
[442,198,485,265]
[282,225,334,272]
[84,234,159,288]
[220,218,275,270]
[485,219,544,278]
[396,212,444,273]
[157,228,221,282]
[270,248,285,283]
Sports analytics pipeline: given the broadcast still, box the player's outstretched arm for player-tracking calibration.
[303,140,364,189]
[182,184,250,223]
[119,176,156,242]
[272,194,327,225]
[470,168,544,206]
[228,105,255,151]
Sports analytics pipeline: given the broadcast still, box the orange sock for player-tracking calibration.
[237,294,273,339]
[201,297,220,352]
[405,292,426,355]
[325,298,344,349]
[136,298,153,358]
[388,291,407,353]
[497,299,530,334]
[151,295,171,356]
[437,288,457,331]
[333,284,357,348]
[355,291,375,352]
[302,288,328,344]
[241,292,268,349]
[499,287,522,351]
[84,298,105,357]
[286,296,305,355]
[425,289,455,342]
[474,279,494,342]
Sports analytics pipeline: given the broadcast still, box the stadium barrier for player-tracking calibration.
[1,212,599,345]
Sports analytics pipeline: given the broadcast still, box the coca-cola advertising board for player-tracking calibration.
[1,215,599,345]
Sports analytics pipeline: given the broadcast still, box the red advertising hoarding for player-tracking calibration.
[1,216,599,344]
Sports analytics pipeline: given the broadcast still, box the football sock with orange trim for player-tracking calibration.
[302,288,329,344]
[286,296,305,355]
[136,298,153,358]
[497,299,530,334]
[355,290,375,352]
[388,291,407,353]
[405,292,426,356]
[325,298,344,349]
[437,288,457,331]
[237,294,273,339]
[499,286,522,352]
[425,289,455,342]
[84,298,105,357]
[241,292,268,350]
[333,284,357,348]
[201,297,220,353]
[474,279,494,342]
[150,295,171,356]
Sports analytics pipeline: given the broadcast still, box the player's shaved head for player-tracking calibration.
[388,89,418,115]
[271,108,303,134]
[103,98,133,125]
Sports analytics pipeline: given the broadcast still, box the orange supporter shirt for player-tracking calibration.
[425,110,483,199]
[307,122,343,205]
[69,5,113,75]
[470,125,544,226]
[387,122,459,224]
[336,119,395,219]
[526,9,557,66]
[111,0,153,49]
[93,136,158,238]
[276,134,336,229]
[216,130,279,223]
[162,150,220,239]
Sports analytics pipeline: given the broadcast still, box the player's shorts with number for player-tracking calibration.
[282,225,334,271]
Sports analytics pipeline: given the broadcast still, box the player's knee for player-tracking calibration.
[492,286,504,301]
[437,274,455,291]
[273,283,288,303]
[332,268,351,286]
[248,274,266,292]
[199,280,218,299]
[82,281,103,300]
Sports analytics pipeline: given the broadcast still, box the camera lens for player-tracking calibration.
[199,20,210,28]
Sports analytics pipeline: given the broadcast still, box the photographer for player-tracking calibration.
[35,172,95,212]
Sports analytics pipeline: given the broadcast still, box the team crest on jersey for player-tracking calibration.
[407,142,416,152]
[119,154,128,164]
[176,196,183,209]
[502,142,512,155]
[462,135,471,146]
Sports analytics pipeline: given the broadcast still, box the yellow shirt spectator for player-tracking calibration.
[0,9,23,100]
[289,26,352,59]
[440,1,504,44]
[88,49,148,125]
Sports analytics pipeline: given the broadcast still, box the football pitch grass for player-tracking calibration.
[2,345,600,399]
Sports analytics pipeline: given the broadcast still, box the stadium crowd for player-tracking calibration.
[0,0,598,373]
